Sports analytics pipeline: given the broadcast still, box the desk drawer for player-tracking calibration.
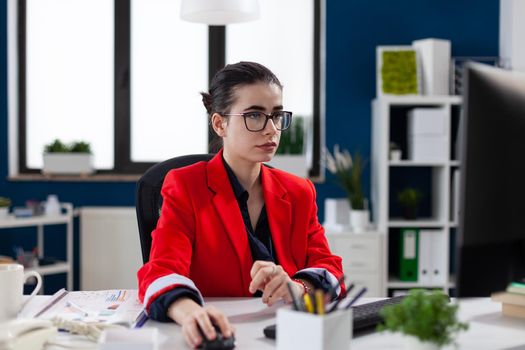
[327,236,380,271]
[346,272,382,297]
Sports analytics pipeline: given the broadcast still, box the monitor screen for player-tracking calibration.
[456,63,525,297]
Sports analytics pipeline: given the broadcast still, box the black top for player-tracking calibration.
[223,158,277,264]
[148,158,330,322]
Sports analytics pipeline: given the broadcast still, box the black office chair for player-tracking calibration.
[135,154,214,264]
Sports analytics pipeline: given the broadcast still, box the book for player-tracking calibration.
[507,282,525,295]
[502,303,525,319]
[491,292,525,307]
[32,289,144,327]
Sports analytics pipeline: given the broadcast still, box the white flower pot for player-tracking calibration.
[0,207,9,219]
[404,336,440,350]
[350,209,369,233]
[43,153,94,175]
[323,198,351,231]
[390,149,402,161]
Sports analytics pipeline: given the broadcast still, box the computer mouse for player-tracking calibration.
[197,323,235,350]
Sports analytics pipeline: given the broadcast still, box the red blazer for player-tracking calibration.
[138,150,344,310]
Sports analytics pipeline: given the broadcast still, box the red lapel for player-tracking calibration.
[260,166,294,273]
[206,150,252,291]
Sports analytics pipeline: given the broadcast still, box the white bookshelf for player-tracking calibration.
[0,203,74,291]
[371,96,462,295]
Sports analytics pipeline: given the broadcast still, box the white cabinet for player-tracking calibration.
[80,207,142,290]
[0,203,74,291]
[372,96,461,295]
[325,232,385,297]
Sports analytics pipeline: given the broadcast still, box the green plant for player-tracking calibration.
[325,145,367,210]
[276,116,304,155]
[0,197,11,208]
[44,139,69,153]
[397,188,423,207]
[288,117,304,155]
[378,289,468,347]
[398,188,423,219]
[70,141,92,153]
[44,139,92,154]
[390,142,400,151]
[381,50,419,95]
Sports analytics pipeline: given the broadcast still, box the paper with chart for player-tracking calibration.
[34,289,144,326]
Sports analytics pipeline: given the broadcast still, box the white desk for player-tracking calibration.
[23,296,525,350]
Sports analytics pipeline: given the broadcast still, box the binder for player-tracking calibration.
[430,231,447,285]
[418,230,433,285]
[399,228,419,281]
[418,230,446,285]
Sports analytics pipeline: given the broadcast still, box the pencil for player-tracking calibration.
[303,293,314,314]
[315,290,325,315]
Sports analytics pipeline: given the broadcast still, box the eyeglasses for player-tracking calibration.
[222,111,293,132]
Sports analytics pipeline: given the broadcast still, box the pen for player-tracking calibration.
[303,293,314,314]
[344,287,368,309]
[133,310,149,328]
[67,301,91,316]
[287,282,302,311]
[327,282,355,313]
[315,290,325,315]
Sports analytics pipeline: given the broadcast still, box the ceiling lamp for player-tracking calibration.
[181,0,260,25]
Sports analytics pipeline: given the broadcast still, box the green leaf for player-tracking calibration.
[377,289,468,346]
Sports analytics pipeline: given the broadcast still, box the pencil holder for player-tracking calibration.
[276,308,352,350]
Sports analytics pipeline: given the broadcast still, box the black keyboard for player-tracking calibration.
[263,295,406,339]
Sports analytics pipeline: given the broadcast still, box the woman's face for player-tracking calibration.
[217,82,283,164]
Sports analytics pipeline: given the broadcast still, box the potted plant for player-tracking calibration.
[325,144,369,232]
[43,139,94,175]
[398,187,423,220]
[0,197,11,219]
[378,289,468,350]
[270,116,308,177]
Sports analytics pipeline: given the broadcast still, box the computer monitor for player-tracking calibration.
[456,63,525,297]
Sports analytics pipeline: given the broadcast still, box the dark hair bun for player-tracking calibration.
[200,92,213,114]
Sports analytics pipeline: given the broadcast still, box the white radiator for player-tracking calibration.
[80,207,142,290]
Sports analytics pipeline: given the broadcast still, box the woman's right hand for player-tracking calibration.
[168,297,235,348]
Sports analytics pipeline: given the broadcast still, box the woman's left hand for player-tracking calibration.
[249,260,304,306]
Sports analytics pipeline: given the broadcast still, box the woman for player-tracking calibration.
[138,61,344,348]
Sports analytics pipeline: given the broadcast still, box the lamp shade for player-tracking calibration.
[181,0,260,25]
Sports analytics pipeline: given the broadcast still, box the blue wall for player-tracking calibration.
[0,1,499,289]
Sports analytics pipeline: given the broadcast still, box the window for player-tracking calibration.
[14,0,324,178]
[23,0,114,170]
[131,0,208,163]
